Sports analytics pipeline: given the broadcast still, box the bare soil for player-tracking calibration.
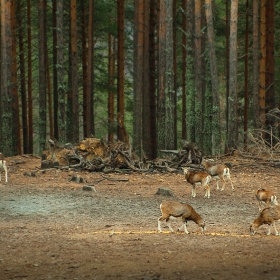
[1,155,280,280]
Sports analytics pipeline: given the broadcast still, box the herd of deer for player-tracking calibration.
[158,159,280,236]
[0,153,279,236]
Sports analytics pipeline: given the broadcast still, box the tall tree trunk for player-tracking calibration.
[18,0,28,153]
[252,0,259,127]
[108,33,115,143]
[148,0,157,159]
[11,0,21,154]
[194,0,203,148]
[1,0,17,155]
[181,0,187,141]
[173,0,177,149]
[265,0,275,133]
[158,0,175,150]
[81,1,88,138]
[225,0,230,141]
[227,0,239,150]
[205,0,220,155]
[27,0,33,153]
[46,50,54,140]
[117,0,126,142]
[67,0,79,143]
[56,0,65,143]
[53,0,58,140]
[158,0,167,150]
[259,0,266,129]
[88,0,94,135]
[38,0,47,153]
[142,0,151,158]
[133,0,144,156]
[186,0,195,143]
[244,0,249,150]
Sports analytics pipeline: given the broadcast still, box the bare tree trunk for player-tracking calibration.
[67,0,79,143]
[1,0,17,155]
[181,0,187,140]
[265,0,275,130]
[117,0,126,142]
[53,0,58,140]
[259,0,266,129]
[81,1,88,138]
[18,0,28,153]
[173,0,177,149]
[244,0,249,150]
[133,0,144,156]
[27,0,33,153]
[148,0,157,159]
[142,0,151,158]
[158,0,175,150]
[205,0,220,155]
[56,0,65,143]
[227,0,239,150]
[108,33,115,143]
[11,0,21,154]
[252,0,259,128]
[38,0,47,152]
[88,0,94,135]
[194,0,203,148]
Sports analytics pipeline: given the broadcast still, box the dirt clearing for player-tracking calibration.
[0,155,280,280]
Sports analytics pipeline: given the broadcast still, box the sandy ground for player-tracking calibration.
[0,154,280,280]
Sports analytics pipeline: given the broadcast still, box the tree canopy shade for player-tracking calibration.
[1,0,280,157]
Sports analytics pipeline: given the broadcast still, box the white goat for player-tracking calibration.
[183,167,211,198]
[158,201,206,234]
[250,205,280,236]
[202,159,234,191]
[255,188,278,212]
[0,153,8,183]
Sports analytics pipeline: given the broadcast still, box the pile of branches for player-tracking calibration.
[41,138,203,173]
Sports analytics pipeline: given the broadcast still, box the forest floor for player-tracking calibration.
[1,154,280,280]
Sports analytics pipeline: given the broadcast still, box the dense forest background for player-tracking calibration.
[0,0,280,159]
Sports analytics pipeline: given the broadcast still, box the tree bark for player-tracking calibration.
[133,0,144,156]
[117,0,126,142]
[205,0,220,154]
[252,0,259,128]
[38,0,47,153]
[228,0,239,150]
